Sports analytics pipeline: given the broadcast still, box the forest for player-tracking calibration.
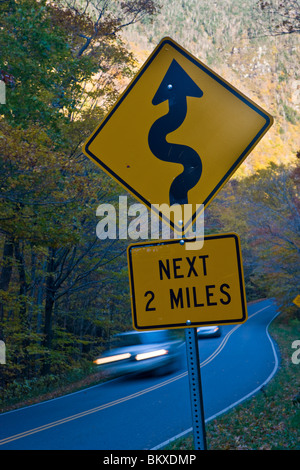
[0,0,299,403]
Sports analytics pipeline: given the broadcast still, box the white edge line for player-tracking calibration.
[151,308,280,450]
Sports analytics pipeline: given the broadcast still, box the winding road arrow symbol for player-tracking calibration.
[148,59,204,205]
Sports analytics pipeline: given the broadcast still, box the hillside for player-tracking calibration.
[121,0,300,175]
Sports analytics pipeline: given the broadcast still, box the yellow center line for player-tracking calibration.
[0,305,271,446]
[201,305,271,367]
[0,372,187,446]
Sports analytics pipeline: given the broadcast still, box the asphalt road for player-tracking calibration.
[0,299,279,450]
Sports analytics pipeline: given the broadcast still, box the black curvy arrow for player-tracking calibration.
[148,59,203,205]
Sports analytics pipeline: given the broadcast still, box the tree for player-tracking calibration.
[0,0,160,385]
[0,0,159,136]
[257,0,300,36]
[211,161,300,318]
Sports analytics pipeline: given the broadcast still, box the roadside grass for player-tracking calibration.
[165,315,300,450]
[0,368,109,413]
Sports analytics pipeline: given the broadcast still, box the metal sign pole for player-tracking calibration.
[185,325,207,450]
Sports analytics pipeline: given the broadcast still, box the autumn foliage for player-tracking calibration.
[0,0,299,403]
[0,0,159,393]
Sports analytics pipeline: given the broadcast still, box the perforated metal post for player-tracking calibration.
[185,326,207,450]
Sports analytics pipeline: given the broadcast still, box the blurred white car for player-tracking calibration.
[197,326,221,338]
[93,330,183,377]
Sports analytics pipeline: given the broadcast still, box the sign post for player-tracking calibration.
[185,326,207,450]
[83,36,273,450]
[127,234,248,450]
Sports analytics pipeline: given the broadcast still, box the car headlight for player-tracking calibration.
[93,353,131,365]
[135,349,168,361]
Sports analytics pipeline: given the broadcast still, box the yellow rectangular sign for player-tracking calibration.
[127,233,247,330]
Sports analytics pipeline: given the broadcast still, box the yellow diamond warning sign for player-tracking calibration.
[83,37,273,234]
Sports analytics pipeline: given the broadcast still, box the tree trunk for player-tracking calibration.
[14,239,35,378]
[42,247,56,375]
[0,235,14,337]
[14,240,28,325]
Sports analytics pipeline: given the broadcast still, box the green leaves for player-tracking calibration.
[0,0,158,390]
[1,0,96,137]
[209,161,300,316]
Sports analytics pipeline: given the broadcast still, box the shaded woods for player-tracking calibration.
[0,0,159,399]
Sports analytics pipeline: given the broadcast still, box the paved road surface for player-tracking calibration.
[0,299,279,450]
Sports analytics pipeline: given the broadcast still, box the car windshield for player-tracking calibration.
[111,331,169,348]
